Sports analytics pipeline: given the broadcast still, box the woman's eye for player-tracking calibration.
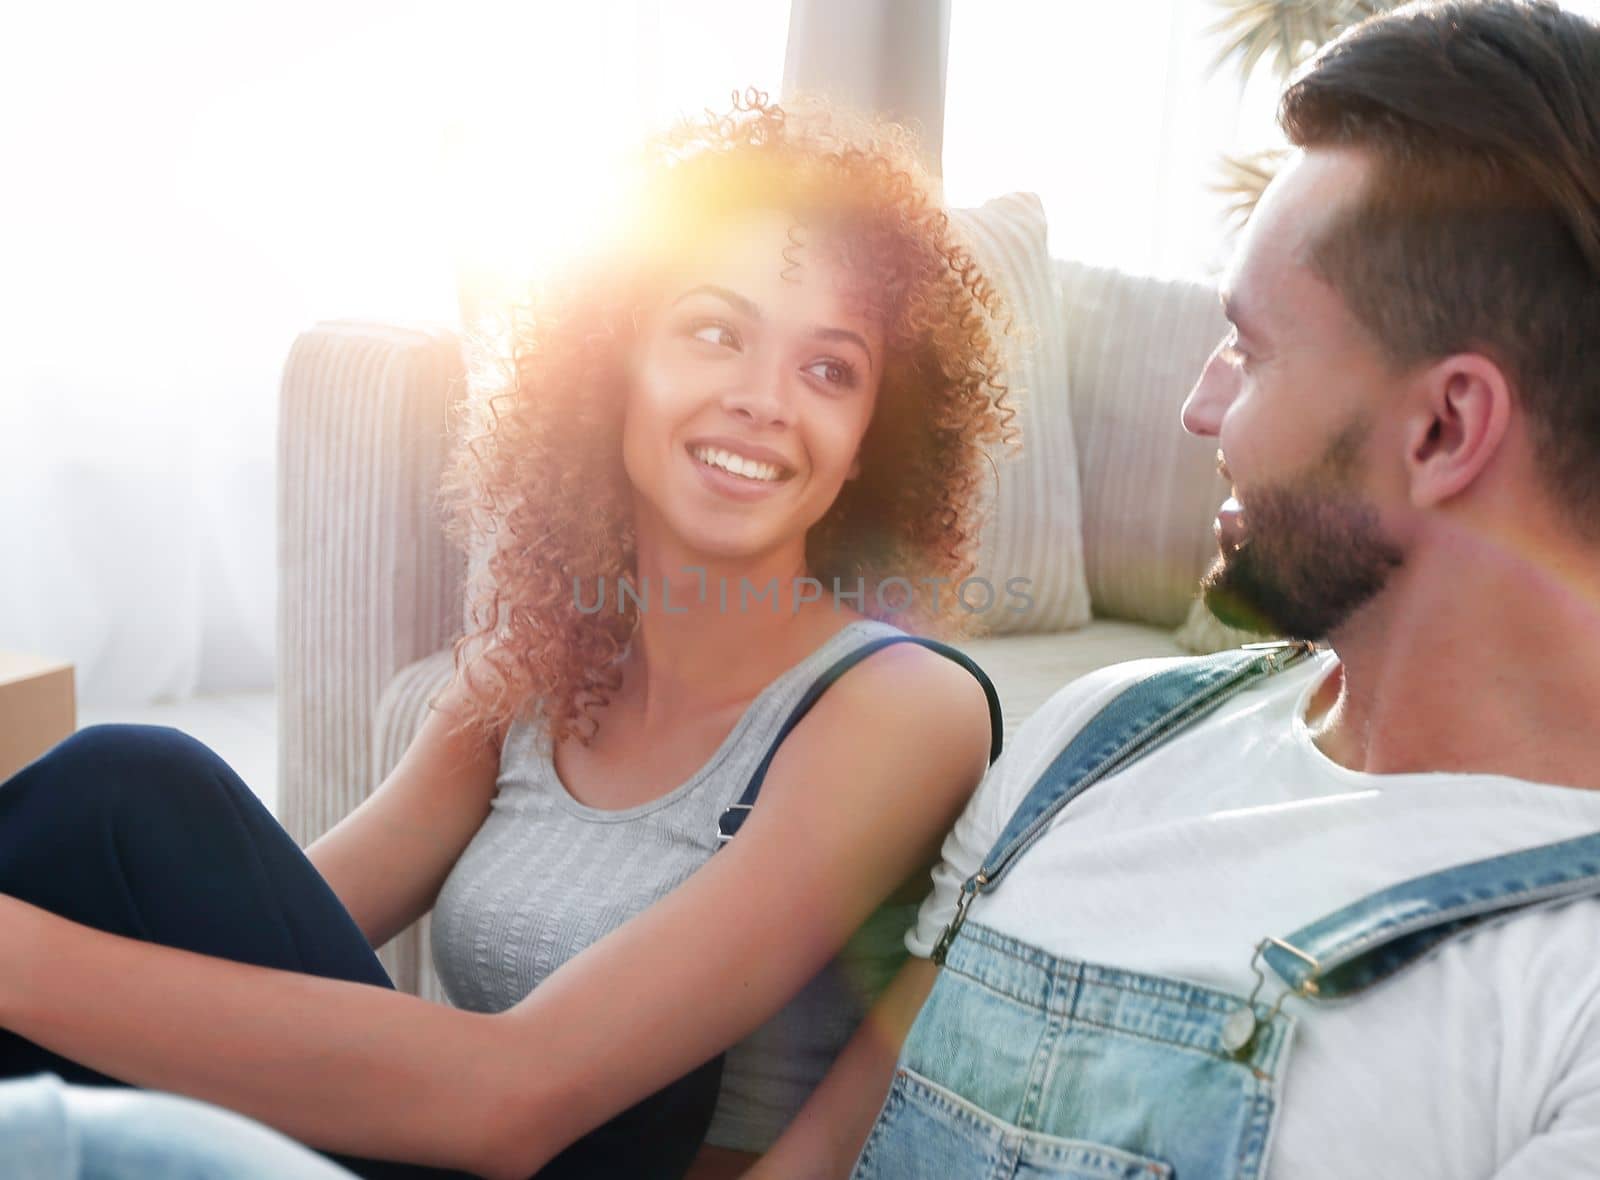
[688,320,740,350]
[803,358,857,388]
[1218,330,1251,370]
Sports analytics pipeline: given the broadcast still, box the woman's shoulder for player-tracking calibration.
[800,618,995,757]
[736,621,995,855]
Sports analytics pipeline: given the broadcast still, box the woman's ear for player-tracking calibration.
[1405,353,1513,509]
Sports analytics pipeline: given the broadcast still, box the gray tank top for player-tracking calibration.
[431,618,925,1152]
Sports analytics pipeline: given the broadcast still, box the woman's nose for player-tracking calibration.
[720,363,791,427]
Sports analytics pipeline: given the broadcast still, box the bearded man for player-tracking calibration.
[755,2,1600,1177]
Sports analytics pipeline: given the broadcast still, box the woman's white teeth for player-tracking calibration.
[692,446,784,483]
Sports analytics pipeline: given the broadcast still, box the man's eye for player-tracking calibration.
[1218,330,1251,369]
[688,320,740,350]
[803,358,858,388]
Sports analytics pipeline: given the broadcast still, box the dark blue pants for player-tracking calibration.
[0,725,476,1178]
[0,725,720,1180]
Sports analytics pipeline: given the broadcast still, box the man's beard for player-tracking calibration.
[1201,427,1402,641]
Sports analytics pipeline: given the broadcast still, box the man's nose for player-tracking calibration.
[1180,345,1238,438]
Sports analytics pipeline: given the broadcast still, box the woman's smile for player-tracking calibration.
[686,438,798,501]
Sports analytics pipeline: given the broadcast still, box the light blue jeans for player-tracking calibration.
[0,1074,357,1180]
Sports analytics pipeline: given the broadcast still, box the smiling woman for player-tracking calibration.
[0,94,1015,1180]
[445,94,1017,749]
[622,216,883,562]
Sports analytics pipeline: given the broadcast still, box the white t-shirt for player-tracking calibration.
[909,653,1600,1178]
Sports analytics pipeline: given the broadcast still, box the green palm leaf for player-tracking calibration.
[1209,0,1399,80]
[1207,0,1409,226]
[1213,148,1292,230]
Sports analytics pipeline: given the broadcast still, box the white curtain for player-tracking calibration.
[776,0,1283,275]
[0,0,789,706]
[779,0,1276,276]
[942,0,1281,281]
[783,0,951,172]
[941,0,1600,281]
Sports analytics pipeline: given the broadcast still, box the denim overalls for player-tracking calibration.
[852,642,1600,1179]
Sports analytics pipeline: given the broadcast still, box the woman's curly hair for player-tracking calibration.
[439,91,1016,750]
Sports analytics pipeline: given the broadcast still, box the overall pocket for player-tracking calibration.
[868,929,1293,1180]
[853,1068,1173,1180]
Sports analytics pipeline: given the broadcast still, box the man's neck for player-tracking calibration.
[1313,526,1600,791]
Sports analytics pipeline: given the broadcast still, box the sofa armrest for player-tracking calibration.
[276,321,466,850]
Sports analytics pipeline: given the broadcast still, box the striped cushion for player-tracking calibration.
[953,193,1091,635]
[1057,260,1231,628]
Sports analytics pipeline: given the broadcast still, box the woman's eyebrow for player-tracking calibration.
[673,285,874,371]
[672,284,760,318]
[812,326,874,371]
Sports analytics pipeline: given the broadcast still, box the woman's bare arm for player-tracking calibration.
[0,644,989,1180]
[0,909,508,1171]
[307,668,504,949]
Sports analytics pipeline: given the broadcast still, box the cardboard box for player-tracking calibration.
[0,652,76,783]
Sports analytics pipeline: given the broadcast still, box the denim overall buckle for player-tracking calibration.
[932,873,988,965]
[1222,937,1322,1055]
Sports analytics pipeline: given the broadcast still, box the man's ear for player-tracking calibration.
[1404,353,1512,509]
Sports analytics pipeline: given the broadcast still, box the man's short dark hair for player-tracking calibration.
[1280,0,1600,530]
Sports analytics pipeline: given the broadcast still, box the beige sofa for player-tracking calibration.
[276,252,1230,1001]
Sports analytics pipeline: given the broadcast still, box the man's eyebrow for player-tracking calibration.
[812,326,874,371]
[673,285,761,319]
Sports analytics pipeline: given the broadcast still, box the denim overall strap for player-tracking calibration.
[1258,829,1600,1004]
[715,635,1005,845]
[931,640,1317,964]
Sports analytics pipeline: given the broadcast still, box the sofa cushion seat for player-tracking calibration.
[954,620,1187,743]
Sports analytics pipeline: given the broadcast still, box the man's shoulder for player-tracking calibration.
[980,648,1333,808]
[1422,893,1600,1093]
[1003,654,1223,770]
[963,656,1194,820]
